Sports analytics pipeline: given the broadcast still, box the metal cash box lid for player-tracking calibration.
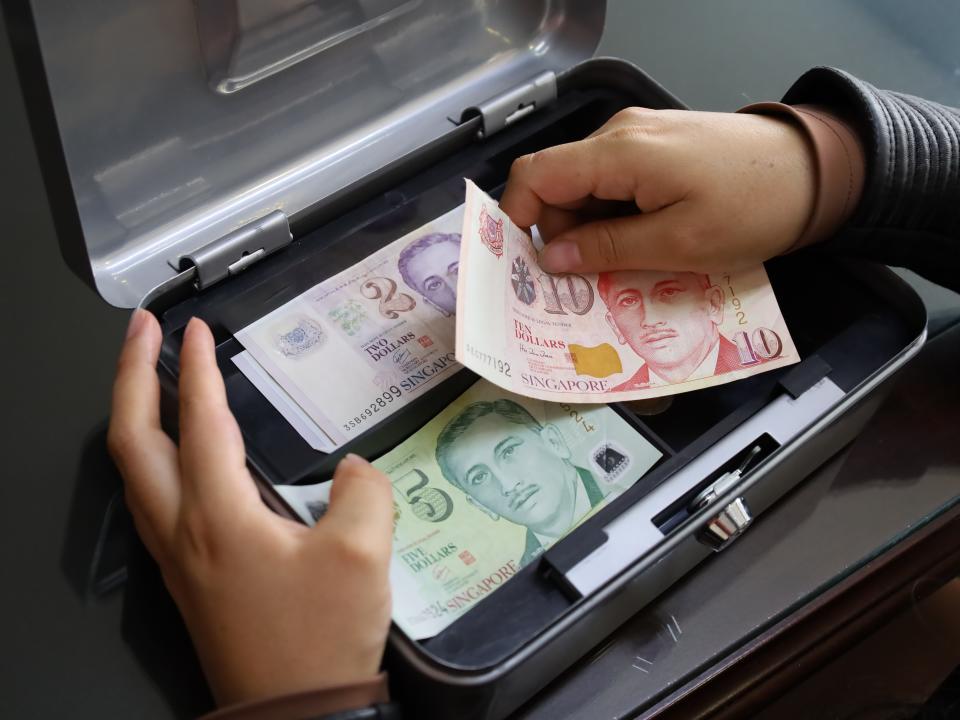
[15,0,605,307]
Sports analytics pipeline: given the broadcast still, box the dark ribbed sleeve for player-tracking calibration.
[782,67,960,292]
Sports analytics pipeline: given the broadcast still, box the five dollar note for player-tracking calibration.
[274,379,663,639]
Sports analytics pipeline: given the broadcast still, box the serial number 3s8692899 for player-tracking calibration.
[342,385,405,431]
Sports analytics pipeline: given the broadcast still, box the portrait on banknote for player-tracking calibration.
[598,270,750,391]
[434,397,613,568]
[381,380,662,638]
[397,231,462,316]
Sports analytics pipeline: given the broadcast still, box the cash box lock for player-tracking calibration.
[695,497,753,552]
[689,445,760,552]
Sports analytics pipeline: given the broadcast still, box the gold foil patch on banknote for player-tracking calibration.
[569,342,623,378]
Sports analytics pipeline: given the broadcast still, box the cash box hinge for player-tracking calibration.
[177,210,293,291]
[461,71,557,139]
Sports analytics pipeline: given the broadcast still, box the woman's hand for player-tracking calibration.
[108,311,393,707]
[500,107,817,273]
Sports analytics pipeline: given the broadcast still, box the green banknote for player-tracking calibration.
[276,379,663,639]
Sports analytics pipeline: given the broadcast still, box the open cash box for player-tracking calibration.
[6,1,927,717]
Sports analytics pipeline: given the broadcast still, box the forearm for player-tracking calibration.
[782,67,960,291]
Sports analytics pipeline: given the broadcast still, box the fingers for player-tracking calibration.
[538,203,708,273]
[108,310,180,548]
[537,199,646,244]
[534,206,583,244]
[500,137,635,230]
[323,454,394,564]
[178,317,260,511]
[500,127,684,228]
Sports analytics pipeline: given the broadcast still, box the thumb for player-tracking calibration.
[538,204,693,273]
[322,454,394,555]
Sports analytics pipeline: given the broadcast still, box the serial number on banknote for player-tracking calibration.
[342,385,406,431]
[464,343,512,378]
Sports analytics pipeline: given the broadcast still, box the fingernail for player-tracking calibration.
[183,316,203,341]
[340,452,368,467]
[126,309,146,339]
[540,240,581,272]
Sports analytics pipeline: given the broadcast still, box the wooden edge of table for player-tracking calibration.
[642,498,960,719]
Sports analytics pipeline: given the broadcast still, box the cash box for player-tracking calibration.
[6,1,927,718]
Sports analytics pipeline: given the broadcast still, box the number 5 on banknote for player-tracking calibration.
[394,469,454,523]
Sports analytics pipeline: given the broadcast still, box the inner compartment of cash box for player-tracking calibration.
[154,70,924,670]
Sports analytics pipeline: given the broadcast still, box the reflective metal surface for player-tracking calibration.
[696,497,753,552]
[197,0,426,94]
[26,0,604,306]
[691,448,760,550]
[2,1,960,718]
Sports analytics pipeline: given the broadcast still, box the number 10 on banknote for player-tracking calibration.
[455,180,799,403]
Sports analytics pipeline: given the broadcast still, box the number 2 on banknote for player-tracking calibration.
[537,272,594,315]
[362,277,416,319]
[722,274,749,325]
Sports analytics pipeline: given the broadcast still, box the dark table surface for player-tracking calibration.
[2,2,959,718]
